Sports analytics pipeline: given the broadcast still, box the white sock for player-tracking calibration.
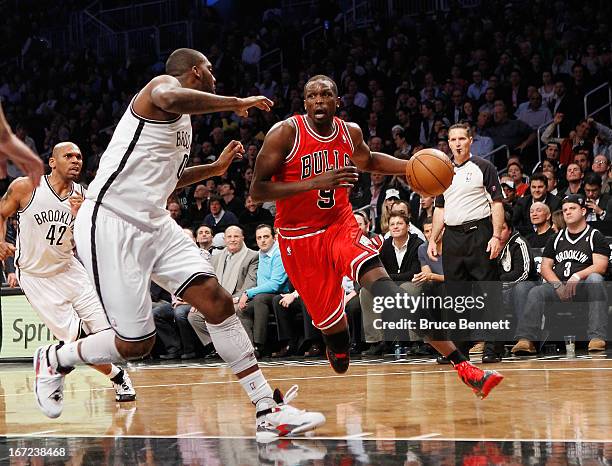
[56,329,122,367]
[239,369,274,407]
[108,364,121,379]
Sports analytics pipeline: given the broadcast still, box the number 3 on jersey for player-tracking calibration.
[317,189,335,209]
[46,225,67,246]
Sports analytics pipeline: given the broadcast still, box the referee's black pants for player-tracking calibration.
[442,217,503,355]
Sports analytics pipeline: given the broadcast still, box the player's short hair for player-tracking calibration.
[305,75,338,97]
[423,216,433,226]
[503,210,513,229]
[255,224,274,235]
[389,213,410,225]
[391,199,412,218]
[166,48,206,77]
[448,122,472,137]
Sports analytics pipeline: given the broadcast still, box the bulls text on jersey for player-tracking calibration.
[300,150,352,179]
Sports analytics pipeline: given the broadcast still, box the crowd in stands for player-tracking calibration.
[1,0,612,359]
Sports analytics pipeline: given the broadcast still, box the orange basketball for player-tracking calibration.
[405,149,454,197]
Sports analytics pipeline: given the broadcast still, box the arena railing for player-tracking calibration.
[584,82,612,124]
[483,144,509,170]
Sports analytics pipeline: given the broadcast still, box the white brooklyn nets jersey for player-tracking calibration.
[16,175,85,277]
[86,96,192,230]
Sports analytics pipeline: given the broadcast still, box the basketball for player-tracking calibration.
[405,149,454,197]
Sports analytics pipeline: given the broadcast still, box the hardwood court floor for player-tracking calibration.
[1,355,611,440]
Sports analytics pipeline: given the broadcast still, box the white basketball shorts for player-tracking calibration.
[17,256,111,342]
[74,200,215,341]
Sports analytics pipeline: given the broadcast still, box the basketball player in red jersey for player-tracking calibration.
[251,75,503,399]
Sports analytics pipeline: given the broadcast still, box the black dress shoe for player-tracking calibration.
[159,352,181,360]
[181,352,197,360]
[482,352,502,363]
[361,342,386,356]
[271,345,293,358]
[304,343,324,357]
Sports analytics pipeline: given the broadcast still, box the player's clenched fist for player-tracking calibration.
[0,241,16,260]
[310,166,359,191]
[69,193,84,217]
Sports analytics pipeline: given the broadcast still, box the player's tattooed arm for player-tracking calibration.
[344,122,407,175]
[250,121,359,202]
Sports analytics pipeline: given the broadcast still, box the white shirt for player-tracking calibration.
[392,236,409,269]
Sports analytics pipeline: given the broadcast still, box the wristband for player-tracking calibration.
[571,273,581,281]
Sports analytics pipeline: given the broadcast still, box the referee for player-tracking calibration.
[428,122,505,363]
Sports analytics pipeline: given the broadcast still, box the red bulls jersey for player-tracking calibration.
[274,114,355,236]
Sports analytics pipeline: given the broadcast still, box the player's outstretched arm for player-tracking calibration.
[250,121,359,203]
[0,104,44,187]
[176,140,244,189]
[150,76,272,117]
[0,177,32,260]
[345,122,407,175]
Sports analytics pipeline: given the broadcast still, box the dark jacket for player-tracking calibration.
[379,235,424,282]
[498,231,538,283]
[512,192,561,236]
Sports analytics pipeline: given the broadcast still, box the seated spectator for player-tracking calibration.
[239,195,274,249]
[561,163,585,196]
[415,196,435,230]
[470,123,494,161]
[187,184,211,229]
[153,229,203,360]
[512,194,608,355]
[167,201,190,228]
[500,177,518,209]
[543,170,559,196]
[485,100,536,154]
[591,154,611,193]
[526,202,555,248]
[238,225,289,357]
[591,117,612,161]
[532,142,564,175]
[204,195,239,234]
[512,172,561,235]
[541,113,592,166]
[583,173,612,223]
[507,161,529,197]
[515,91,553,130]
[551,209,566,232]
[497,211,538,329]
[572,143,593,175]
[410,216,444,355]
[361,213,423,356]
[195,225,214,254]
[271,286,324,358]
[188,226,259,350]
[389,199,426,242]
[219,180,245,216]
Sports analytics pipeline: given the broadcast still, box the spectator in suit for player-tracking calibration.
[591,154,611,193]
[219,180,245,216]
[237,225,289,357]
[239,195,274,249]
[361,213,423,356]
[549,79,580,136]
[512,173,561,235]
[526,202,555,248]
[203,195,239,234]
[195,225,214,254]
[583,173,612,223]
[188,225,259,350]
[187,184,211,229]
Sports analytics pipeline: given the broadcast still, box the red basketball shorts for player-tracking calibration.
[278,219,379,330]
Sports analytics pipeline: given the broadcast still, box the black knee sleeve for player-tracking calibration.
[323,330,351,354]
